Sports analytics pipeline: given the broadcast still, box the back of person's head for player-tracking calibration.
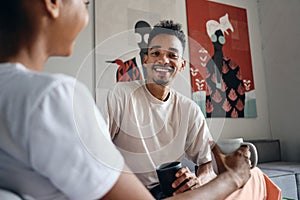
[0,0,34,60]
[147,20,186,52]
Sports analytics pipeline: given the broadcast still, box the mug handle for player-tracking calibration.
[241,142,258,168]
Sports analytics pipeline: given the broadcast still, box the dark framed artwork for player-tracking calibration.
[186,0,257,118]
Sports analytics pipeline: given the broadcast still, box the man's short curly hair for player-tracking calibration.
[147,20,186,52]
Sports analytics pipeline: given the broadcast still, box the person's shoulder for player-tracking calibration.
[173,90,199,108]
[111,80,144,94]
[28,72,78,96]
[0,63,79,97]
[15,66,87,105]
[36,71,76,87]
[37,73,92,105]
[113,80,143,89]
[172,90,204,116]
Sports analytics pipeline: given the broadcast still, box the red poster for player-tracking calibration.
[186,0,257,118]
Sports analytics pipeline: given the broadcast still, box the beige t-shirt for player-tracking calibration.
[103,80,212,188]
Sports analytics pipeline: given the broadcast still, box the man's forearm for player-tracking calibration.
[168,171,239,200]
[196,161,217,185]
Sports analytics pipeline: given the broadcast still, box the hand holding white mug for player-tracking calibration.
[216,138,258,168]
[212,143,252,188]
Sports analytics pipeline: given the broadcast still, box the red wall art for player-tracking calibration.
[186,0,257,118]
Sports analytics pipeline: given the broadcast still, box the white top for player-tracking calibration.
[101,80,212,188]
[0,63,124,200]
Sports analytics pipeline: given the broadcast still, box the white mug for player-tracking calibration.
[216,138,258,168]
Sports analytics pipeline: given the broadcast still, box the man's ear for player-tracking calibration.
[179,60,186,71]
[143,54,148,64]
[44,0,60,18]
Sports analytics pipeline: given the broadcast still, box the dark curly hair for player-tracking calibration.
[147,20,186,52]
[0,0,29,59]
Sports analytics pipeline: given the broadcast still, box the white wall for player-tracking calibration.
[44,1,95,96]
[257,0,300,162]
[43,0,276,152]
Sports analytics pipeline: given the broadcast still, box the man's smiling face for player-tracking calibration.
[143,34,186,86]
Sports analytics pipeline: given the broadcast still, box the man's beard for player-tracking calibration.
[153,78,169,86]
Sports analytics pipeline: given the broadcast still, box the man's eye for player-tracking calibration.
[169,53,179,59]
[151,51,160,57]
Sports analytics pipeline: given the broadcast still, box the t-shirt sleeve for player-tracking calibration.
[104,86,123,139]
[27,80,124,200]
[185,106,213,165]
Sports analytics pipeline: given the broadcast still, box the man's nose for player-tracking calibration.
[157,53,170,65]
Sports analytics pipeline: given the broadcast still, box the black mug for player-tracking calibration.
[156,161,182,198]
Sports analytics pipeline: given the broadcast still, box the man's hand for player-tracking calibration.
[171,166,200,195]
[212,144,251,188]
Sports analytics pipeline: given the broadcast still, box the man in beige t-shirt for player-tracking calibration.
[102,20,216,197]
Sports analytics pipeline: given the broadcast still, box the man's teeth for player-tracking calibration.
[155,68,169,72]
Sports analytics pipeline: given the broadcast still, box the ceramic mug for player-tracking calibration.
[156,161,183,198]
[217,138,258,168]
